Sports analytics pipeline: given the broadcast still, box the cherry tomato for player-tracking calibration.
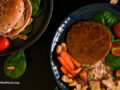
[116,68,120,79]
[111,41,120,56]
[0,37,10,51]
[113,22,120,38]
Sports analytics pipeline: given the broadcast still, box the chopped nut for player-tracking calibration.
[69,80,78,86]
[90,81,100,90]
[67,73,73,78]
[61,42,67,51]
[76,84,81,90]
[18,35,27,40]
[102,77,115,90]
[73,67,81,74]
[61,75,73,83]
[74,89,77,90]
[9,35,18,40]
[10,34,28,40]
[79,70,88,81]
[110,0,118,4]
[115,80,120,90]
[117,80,120,86]
[28,18,33,25]
[82,85,88,90]
[7,66,15,70]
[56,45,62,54]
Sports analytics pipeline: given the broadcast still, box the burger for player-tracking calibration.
[0,0,32,37]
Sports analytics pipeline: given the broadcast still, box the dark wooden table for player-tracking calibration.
[0,0,112,90]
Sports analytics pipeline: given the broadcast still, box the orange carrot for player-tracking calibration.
[69,55,81,68]
[60,51,75,70]
[57,56,76,76]
[60,66,68,74]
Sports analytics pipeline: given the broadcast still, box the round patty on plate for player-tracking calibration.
[66,21,112,65]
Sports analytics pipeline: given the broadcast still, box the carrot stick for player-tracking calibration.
[60,66,68,74]
[69,55,81,68]
[60,51,75,70]
[57,56,76,76]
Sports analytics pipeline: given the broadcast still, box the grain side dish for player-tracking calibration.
[82,60,113,81]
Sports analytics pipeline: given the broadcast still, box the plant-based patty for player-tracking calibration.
[66,21,112,65]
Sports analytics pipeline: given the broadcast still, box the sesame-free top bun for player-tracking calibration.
[0,0,25,35]
[0,0,32,37]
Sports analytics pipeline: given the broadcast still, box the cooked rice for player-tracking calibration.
[82,60,113,81]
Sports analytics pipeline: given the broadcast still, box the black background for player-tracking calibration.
[0,0,113,90]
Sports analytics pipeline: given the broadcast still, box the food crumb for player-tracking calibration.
[7,66,15,70]
[110,0,118,4]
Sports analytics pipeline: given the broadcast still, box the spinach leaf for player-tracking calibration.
[21,0,41,35]
[113,39,120,42]
[106,27,115,42]
[94,11,117,28]
[105,53,120,70]
[4,50,27,79]
[54,86,58,90]
[20,23,32,35]
[30,0,41,17]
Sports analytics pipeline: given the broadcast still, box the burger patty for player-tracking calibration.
[66,21,112,65]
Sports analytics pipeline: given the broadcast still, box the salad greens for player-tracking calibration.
[93,11,118,42]
[30,0,41,17]
[94,11,117,28]
[105,53,120,70]
[21,0,41,35]
[20,23,32,35]
[4,50,27,79]
[106,27,115,42]
[94,11,120,70]
[54,86,59,90]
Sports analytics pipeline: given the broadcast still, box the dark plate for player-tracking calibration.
[50,3,120,90]
[0,0,53,56]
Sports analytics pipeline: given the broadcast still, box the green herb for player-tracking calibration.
[105,53,120,70]
[54,86,58,90]
[113,39,120,42]
[20,23,32,35]
[21,0,41,35]
[4,50,27,79]
[30,0,41,17]
[94,11,117,28]
[106,27,115,42]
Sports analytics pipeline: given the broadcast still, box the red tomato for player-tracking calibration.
[113,23,120,38]
[0,37,10,51]
[116,69,120,79]
[111,41,120,56]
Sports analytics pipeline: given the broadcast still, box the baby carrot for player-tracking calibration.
[60,66,68,74]
[57,56,76,76]
[69,55,81,68]
[60,51,75,70]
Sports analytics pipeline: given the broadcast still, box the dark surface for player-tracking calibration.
[0,0,114,90]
